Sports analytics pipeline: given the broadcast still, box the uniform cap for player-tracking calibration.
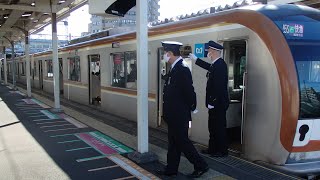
[205,40,223,51]
[161,41,183,52]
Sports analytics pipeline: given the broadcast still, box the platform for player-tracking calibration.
[0,83,232,180]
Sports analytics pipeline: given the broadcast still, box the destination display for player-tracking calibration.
[275,21,320,40]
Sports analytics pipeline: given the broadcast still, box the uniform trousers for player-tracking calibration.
[166,120,207,173]
[208,107,228,154]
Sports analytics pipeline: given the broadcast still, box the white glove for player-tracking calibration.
[192,109,198,114]
[208,104,214,109]
[188,53,198,61]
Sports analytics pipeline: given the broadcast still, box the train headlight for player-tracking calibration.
[289,152,306,162]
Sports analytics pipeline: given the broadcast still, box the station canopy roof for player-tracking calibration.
[0,0,87,47]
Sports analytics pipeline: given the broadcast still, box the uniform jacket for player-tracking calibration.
[163,59,197,126]
[195,58,229,110]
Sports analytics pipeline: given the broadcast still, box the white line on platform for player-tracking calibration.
[17,106,41,108]
[17,104,39,106]
[29,115,47,118]
[22,110,40,112]
[88,165,120,172]
[18,107,42,109]
[33,119,53,122]
[18,108,43,111]
[23,111,41,113]
[40,124,73,128]
[26,112,41,115]
[44,128,78,132]
[76,155,108,162]
[36,121,67,125]
[113,176,136,180]
[57,140,82,144]
[108,156,154,180]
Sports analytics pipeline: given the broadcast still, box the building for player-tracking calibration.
[4,20,70,56]
[87,0,160,35]
[6,39,69,56]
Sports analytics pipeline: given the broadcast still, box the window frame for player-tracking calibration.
[110,51,137,89]
[223,40,248,103]
[68,56,81,82]
[45,59,53,78]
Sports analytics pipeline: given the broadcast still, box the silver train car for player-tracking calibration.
[6,4,320,176]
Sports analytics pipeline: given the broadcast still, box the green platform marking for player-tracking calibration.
[89,131,133,154]
[40,110,60,119]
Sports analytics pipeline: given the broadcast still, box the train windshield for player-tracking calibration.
[275,17,320,119]
[290,44,320,119]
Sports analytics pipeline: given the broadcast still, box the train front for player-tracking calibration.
[270,5,320,176]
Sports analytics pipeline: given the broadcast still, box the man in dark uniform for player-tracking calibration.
[157,41,209,178]
[189,40,229,157]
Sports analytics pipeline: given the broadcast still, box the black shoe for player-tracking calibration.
[201,149,213,155]
[211,152,228,157]
[156,169,177,177]
[188,166,209,178]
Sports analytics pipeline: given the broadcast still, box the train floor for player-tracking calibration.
[6,81,305,180]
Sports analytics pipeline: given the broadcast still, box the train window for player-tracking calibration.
[224,40,247,103]
[46,60,53,78]
[111,53,125,88]
[29,62,31,75]
[59,58,63,75]
[7,63,11,75]
[33,61,37,76]
[180,45,192,58]
[68,57,81,82]
[111,51,137,89]
[21,62,25,76]
[16,63,19,75]
[291,44,320,118]
[125,51,137,89]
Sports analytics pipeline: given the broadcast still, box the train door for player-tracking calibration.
[16,62,19,80]
[32,61,36,87]
[39,60,43,90]
[0,60,4,81]
[157,47,170,128]
[88,54,101,106]
[224,40,247,154]
[157,46,193,128]
[59,58,64,94]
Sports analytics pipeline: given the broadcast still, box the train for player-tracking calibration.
[2,4,320,176]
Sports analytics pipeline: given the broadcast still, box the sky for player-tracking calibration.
[33,0,240,39]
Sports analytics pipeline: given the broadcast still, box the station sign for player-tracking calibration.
[113,54,122,64]
[194,43,209,58]
[112,42,120,48]
[195,43,205,58]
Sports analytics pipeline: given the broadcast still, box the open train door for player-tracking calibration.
[59,58,64,94]
[39,60,43,90]
[88,54,101,106]
[223,40,248,154]
[32,59,35,87]
[157,47,169,128]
